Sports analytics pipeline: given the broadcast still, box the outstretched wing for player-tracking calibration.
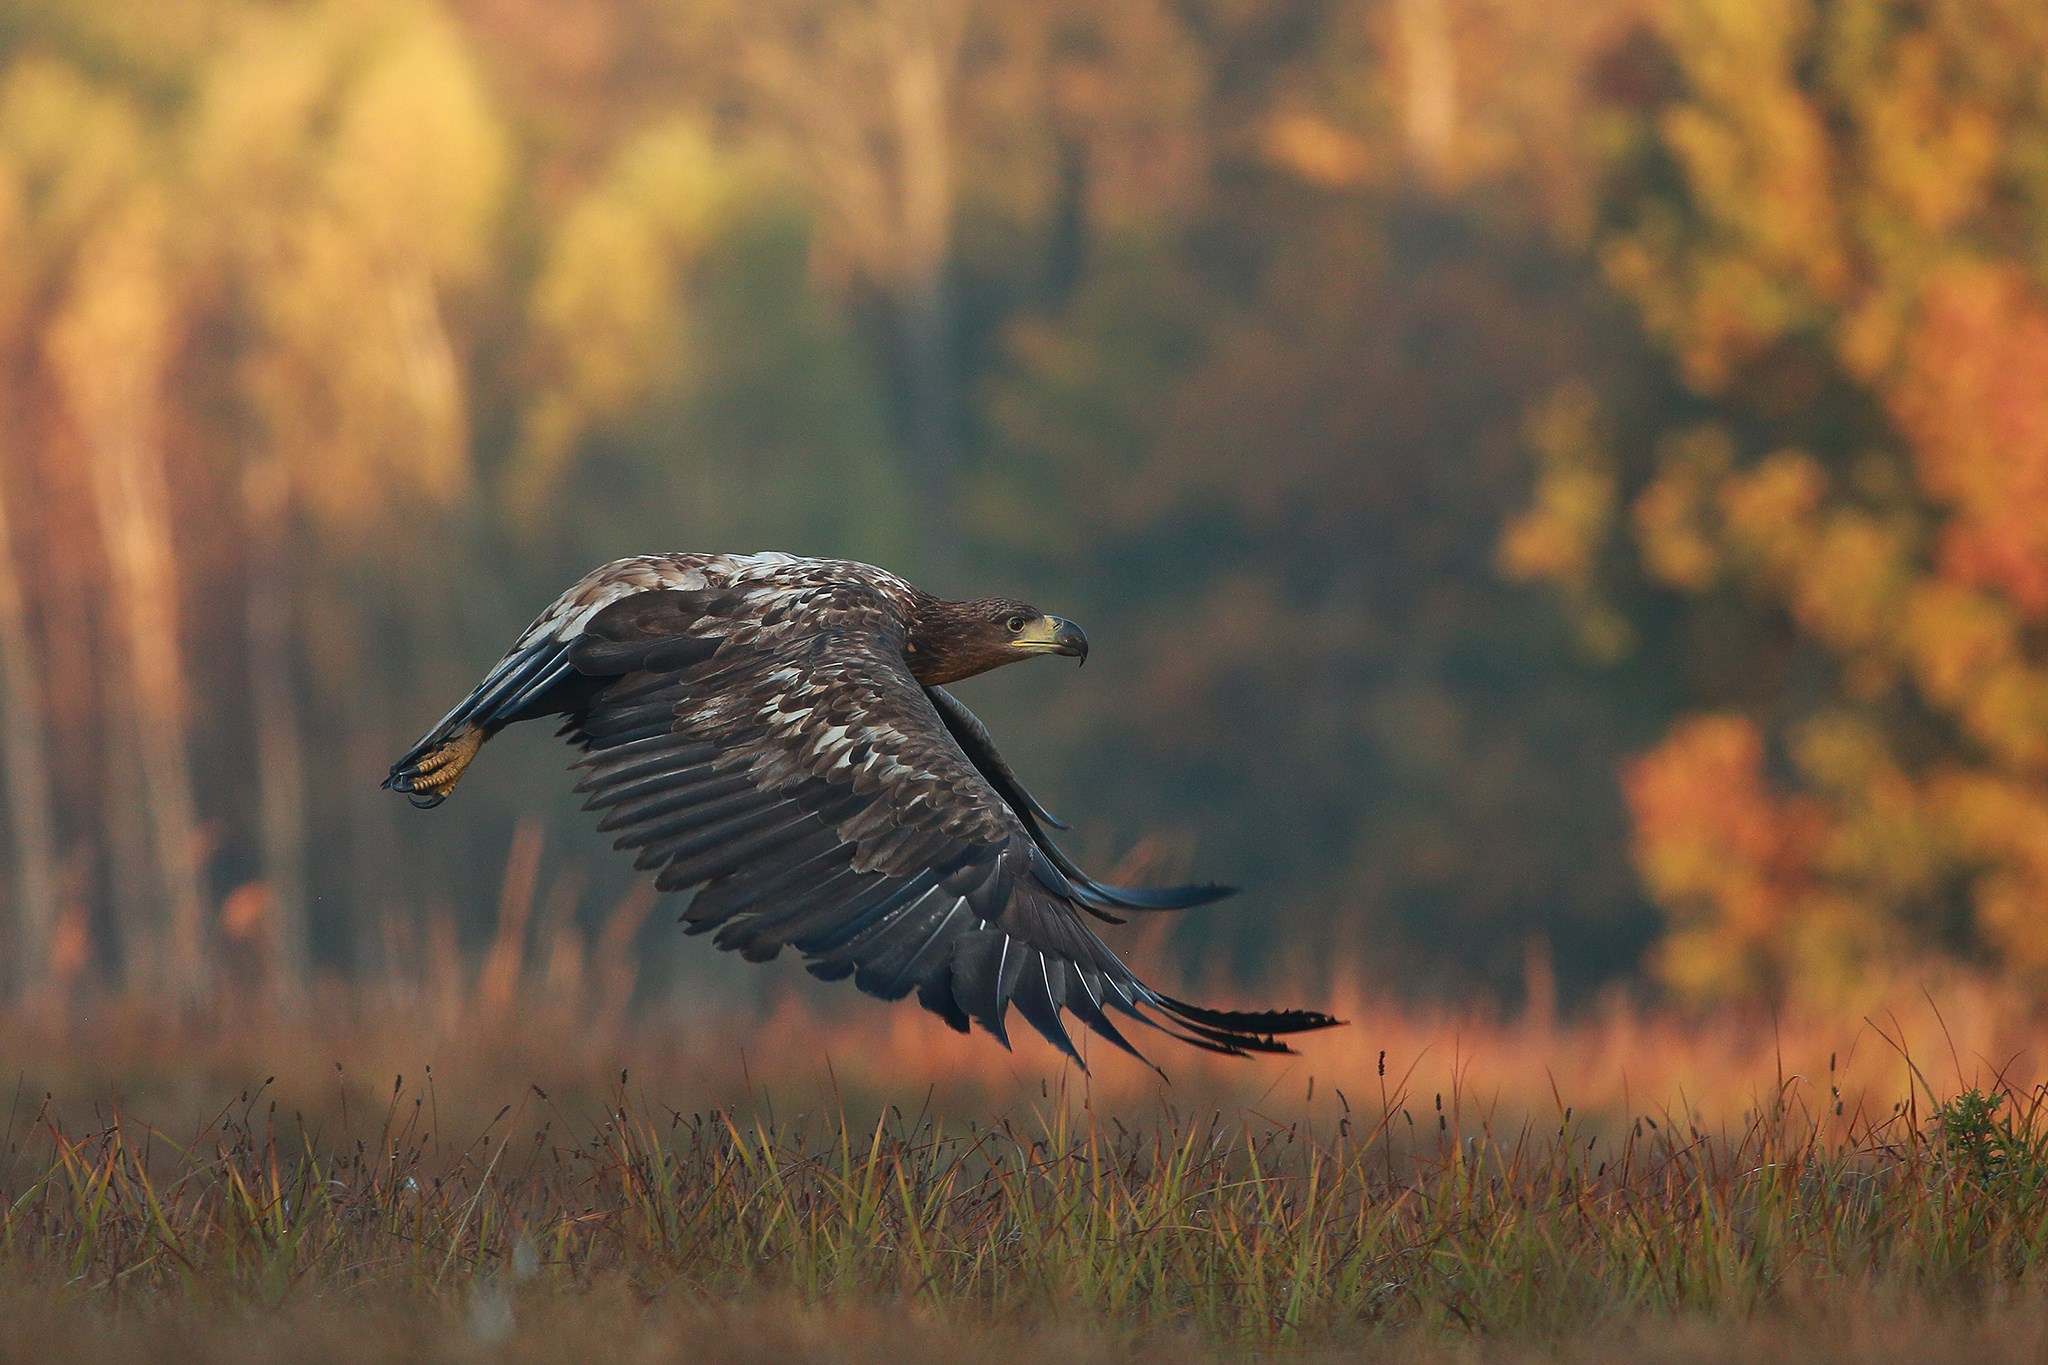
[563,582,1337,1066]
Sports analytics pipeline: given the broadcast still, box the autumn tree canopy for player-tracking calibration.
[1510,0,2048,1000]
[0,0,2037,1011]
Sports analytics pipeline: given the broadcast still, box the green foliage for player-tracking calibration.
[1932,1088,2048,1195]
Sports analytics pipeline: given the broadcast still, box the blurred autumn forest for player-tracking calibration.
[0,0,2042,1015]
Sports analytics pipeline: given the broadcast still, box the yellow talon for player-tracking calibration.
[412,726,485,795]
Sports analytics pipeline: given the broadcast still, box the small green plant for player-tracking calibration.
[1930,1087,2048,1191]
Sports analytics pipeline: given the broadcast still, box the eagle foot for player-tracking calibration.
[393,726,486,805]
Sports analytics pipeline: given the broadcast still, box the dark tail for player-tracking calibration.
[1145,993,1345,1058]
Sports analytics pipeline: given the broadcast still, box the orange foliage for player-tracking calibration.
[1623,715,1823,999]
[1514,0,2048,1000]
[1896,265,2048,620]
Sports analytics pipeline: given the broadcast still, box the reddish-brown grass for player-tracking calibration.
[7,959,2048,1360]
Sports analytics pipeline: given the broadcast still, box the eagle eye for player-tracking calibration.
[1005,614,1027,633]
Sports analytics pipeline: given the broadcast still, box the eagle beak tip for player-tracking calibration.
[1049,617,1089,663]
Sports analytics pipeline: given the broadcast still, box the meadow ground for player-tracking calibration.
[10,965,2048,1363]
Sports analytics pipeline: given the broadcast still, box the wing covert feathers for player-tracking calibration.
[390,553,1342,1065]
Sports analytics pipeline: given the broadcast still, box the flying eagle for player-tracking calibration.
[386,553,1338,1065]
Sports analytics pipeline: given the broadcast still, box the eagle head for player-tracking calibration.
[903,597,1088,685]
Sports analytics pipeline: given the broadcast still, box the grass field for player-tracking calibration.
[10,965,2048,1362]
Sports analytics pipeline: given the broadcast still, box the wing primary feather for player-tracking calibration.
[718,867,897,958]
[633,803,791,871]
[1010,953,1082,1065]
[1154,993,1344,1037]
[579,700,684,741]
[388,640,567,780]
[484,657,578,726]
[835,889,961,999]
[682,828,847,922]
[1038,832,1237,911]
[792,873,944,956]
[448,641,559,720]
[1151,1014,1294,1055]
[1024,845,1126,925]
[917,971,972,1033]
[595,772,755,833]
[925,688,1230,913]
[712,868,869,960]
[654,818,839,892]
[859,896,964,1001]
[948,928,1017,1047]
[581,761,722,810]
[1063,971,1155,1069]
[572,736,715,785]
[686,844,856,928]
[618,790,780,858]
[583,672,681,710]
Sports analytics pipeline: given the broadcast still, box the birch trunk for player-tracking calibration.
[53,209,211,1001]
[1397,0,1459,186]
[0,450,58,1002]
[745,0,969,580]
[243,454,309,991]
[100,671,154,988]
[885,0,964,582]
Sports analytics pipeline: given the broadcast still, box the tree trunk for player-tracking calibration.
[347,673,403,984]
[100,669,154,989]
[243,454,309,993]
[885,0,964,583]
[748,0,969,583]
[0,449,58,1003]
[1397,0,1458,187]
[54,210,211,1001]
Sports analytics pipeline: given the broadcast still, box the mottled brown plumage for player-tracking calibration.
[386,553,1339,1066]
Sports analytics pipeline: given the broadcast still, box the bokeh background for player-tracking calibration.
[1,0,2043,1023]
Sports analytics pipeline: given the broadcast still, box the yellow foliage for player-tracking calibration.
[0,58,153,265]
[1500,382,1634,659]
[1500,0,2048,1001]
[1502,383,1614,589]
[1632,427,1730,591]
[1715,448,1823,564]
[1621,0,1848,387]
[1926,771,2048,976]
[509,121,739,524]
[1858,34,1999,239]
[190,0,511,528]
[1792,711,1939,909]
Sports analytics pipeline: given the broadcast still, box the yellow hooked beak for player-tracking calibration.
[1013,615,1089,663]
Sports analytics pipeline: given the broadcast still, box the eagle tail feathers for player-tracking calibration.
[1147,993,1345,1056]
